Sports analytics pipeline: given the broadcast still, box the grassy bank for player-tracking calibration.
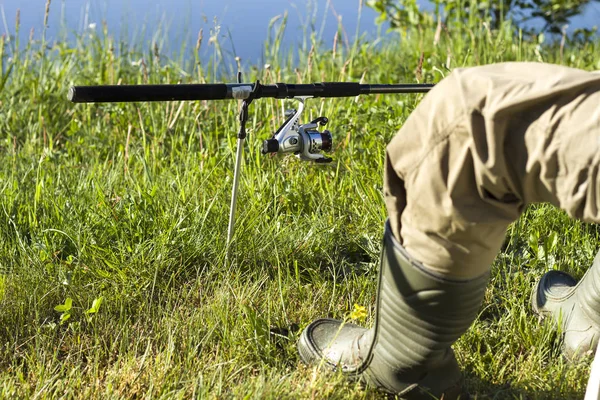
[1,5,599,399]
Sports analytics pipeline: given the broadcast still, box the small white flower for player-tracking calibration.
[88,23,97,30]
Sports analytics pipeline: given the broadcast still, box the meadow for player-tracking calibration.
[0,3,599,399]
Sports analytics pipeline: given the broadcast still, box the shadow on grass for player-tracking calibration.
[464,369,584,400]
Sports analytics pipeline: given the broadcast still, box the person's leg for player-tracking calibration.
[298,62,600,398]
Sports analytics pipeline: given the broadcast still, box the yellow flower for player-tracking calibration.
[350,304,367,323]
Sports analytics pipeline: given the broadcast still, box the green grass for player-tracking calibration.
[1,4,600,399]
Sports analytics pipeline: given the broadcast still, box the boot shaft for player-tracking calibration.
[364,222,490,390]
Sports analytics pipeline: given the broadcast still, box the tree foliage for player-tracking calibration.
[367,0,599,34]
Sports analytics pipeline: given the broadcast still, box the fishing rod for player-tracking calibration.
[69,76,434,248]
[68,81,433,102]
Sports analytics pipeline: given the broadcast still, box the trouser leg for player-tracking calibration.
[386,63,600,279]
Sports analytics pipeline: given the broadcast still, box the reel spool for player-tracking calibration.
[261,98,333,163]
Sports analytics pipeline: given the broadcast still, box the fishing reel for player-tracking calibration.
[261,98,333,163]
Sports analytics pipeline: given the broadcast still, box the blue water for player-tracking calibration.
[0,0,385,65]
[0,0,598,65]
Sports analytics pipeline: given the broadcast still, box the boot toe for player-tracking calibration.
[298,318,367,372]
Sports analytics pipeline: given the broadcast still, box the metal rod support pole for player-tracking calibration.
[226,137,245,247]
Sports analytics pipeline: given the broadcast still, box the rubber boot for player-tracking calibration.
[532,250,600,360]
[298,221,490,399]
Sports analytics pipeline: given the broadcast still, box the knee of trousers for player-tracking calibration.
[384,141,518,278]
[384,74,522,279]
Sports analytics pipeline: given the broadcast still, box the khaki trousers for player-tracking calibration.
[384,62,600,279]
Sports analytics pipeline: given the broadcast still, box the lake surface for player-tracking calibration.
[0,0,598,65]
